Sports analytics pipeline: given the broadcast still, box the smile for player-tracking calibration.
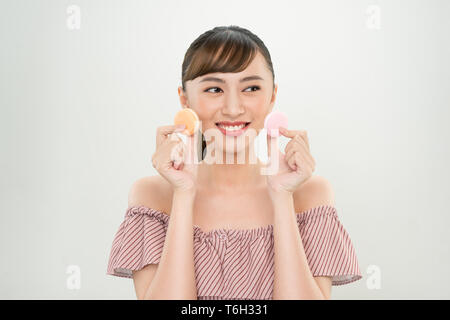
[215,122,251,137]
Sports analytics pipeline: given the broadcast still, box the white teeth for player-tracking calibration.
[218,124,246,131]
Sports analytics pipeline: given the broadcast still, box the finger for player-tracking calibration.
[156,125,186,147]
[296,151,315,173]
[184,134,199,165]
[291,152,308,173]
[286,135,310,161]
[174,161,184,171]
[175,142,184,162]
[171,131,199,169]
[284,138,307,160]
[280,128,310,150]
[293,147,314,171]
[167,132,189,163]
[298,153,314,175]
[166,136,182,158]
[278,127,303,139]
[283,138,297,156]
[300,130,310,150]
[170,142,182,163]
[305,154,315,171]
[173,155,183,169]
[286,151,298,171]
[174,142,187,170]
[287,150,312,173]
[295,153,304,173]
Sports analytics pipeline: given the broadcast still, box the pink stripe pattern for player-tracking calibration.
[106,205,362,299]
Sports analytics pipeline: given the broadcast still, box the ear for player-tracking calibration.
[178,86,188,108]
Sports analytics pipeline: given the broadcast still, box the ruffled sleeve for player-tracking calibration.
[296,205,362,286]
[106,206,169,278]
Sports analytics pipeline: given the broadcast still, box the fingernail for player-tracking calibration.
[176,124,186,129]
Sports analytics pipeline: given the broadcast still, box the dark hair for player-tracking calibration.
[181,25,276,160]
[181,25,275,92]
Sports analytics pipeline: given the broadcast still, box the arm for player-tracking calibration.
[272,176,333,300]
[129,177,198,300]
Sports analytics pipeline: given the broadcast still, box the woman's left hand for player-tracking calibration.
[266,127,316,195]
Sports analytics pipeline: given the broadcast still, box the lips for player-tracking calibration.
[214,121,251,137]
[215,121,250,126]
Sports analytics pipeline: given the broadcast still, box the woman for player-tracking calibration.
[107,25,362,300]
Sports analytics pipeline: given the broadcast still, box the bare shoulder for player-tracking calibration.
[128,175,173,214]
[293,175,336,214]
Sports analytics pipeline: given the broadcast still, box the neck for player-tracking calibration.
[198,143,267,193]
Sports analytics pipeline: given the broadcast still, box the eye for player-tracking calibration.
[244,85,260,92]
[204,86,261,93]
[204,87,223,93]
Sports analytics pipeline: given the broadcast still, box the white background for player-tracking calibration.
[1,0,449,299]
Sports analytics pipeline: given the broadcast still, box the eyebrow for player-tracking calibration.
[199,75,264,83]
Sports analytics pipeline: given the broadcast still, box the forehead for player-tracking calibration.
[241,51,267,74]
[196,51,269,83]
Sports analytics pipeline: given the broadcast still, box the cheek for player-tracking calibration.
[246,99,269,128]
[191,100,214,126]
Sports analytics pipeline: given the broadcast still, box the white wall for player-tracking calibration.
[1,0,449,299]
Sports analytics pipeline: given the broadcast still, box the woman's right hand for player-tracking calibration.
[151,124,199,194]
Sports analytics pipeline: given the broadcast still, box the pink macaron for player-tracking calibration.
[264,111,288,137]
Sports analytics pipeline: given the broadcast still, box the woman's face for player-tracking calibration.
[179,51,278,161]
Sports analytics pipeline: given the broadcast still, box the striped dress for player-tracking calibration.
[106,204,362,299]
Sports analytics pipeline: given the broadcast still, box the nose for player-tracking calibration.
[221,92,245,117]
